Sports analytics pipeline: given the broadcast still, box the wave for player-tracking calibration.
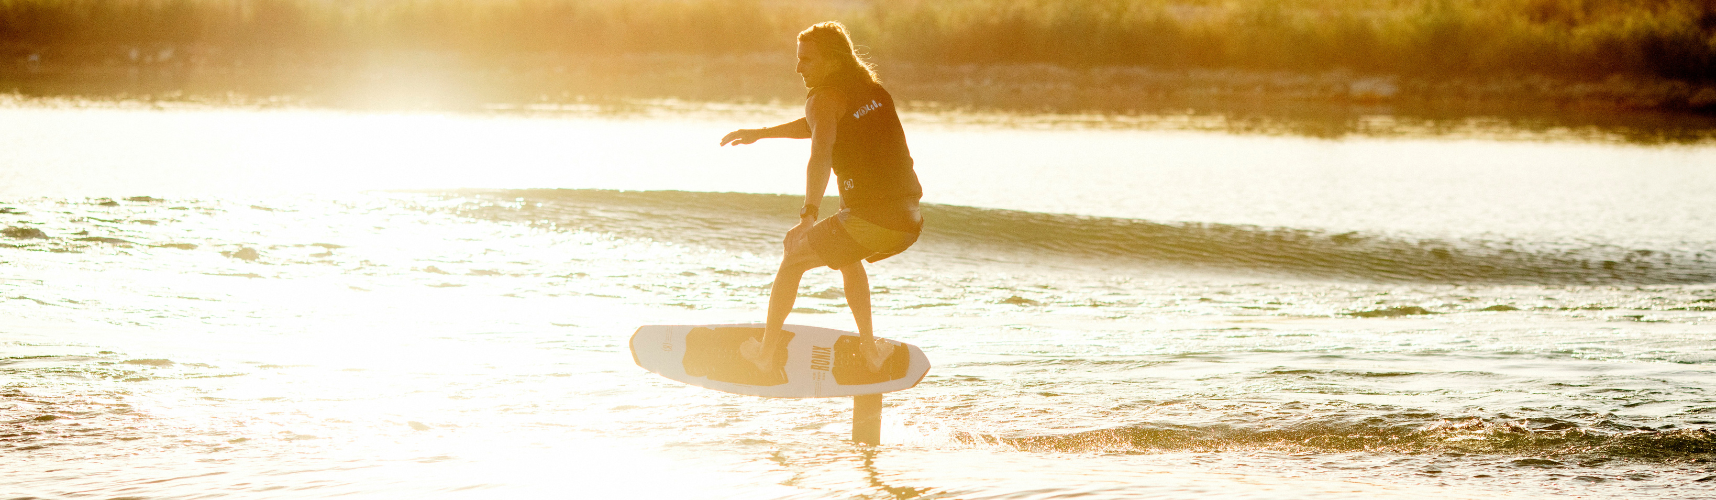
[964,417,1716,462]
[445,189,1716,285]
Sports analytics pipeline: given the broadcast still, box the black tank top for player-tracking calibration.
[809,76,923,232]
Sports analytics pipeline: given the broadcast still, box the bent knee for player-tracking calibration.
[780,247,824,273]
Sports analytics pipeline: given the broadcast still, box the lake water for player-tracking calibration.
[3,101,1716,499]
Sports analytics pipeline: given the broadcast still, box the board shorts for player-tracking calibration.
[806,208,921,270]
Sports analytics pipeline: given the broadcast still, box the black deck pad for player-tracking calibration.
[682,327,792,386]
[832,336,909,385]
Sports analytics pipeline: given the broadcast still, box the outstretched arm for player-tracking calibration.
[720,118,810,146]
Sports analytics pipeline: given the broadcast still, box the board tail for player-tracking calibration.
[831,336,909,385]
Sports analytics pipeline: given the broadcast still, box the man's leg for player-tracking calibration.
[839,260,872,341]
[763,257,819,339]
[840,260,894,370]
[744,229,824,370]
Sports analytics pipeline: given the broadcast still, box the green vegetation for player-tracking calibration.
[866,0,1716,81]
[2,0,1712,80]
[2,0,1714,118]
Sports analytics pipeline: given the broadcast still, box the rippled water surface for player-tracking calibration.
[3,103,1716,499]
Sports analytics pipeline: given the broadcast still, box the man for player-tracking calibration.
[720,21,924,373]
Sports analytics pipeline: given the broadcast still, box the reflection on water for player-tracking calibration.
[3,102,1716,499]
[4,190,1715,498]
[4,98,1712,249]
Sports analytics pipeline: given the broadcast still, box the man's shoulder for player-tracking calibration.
[806,85,854,111]
[807,84,853,99]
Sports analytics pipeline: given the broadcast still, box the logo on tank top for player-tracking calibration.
[852,100,883,120]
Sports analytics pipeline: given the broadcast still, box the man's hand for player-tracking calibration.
[784,216,815,253]
[721,128,762,146]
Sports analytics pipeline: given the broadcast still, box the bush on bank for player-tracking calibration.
[1,0,1711,83]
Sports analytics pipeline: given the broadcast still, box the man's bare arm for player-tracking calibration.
[720,118,810,146]
[800,94,841,216]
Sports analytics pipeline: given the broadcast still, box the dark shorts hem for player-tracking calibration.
[807,212,920,270]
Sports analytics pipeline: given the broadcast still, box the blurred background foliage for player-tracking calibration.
[3,0,1715,135]
[2,0,1711,81]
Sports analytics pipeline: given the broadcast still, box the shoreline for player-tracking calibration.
[11,52,1716,111]
[6,55,1716,144]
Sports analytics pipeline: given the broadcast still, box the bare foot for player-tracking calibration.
[861,337,896,372]
[739,336,775,372]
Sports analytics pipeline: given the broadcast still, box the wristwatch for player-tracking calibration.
[799,204,819,219]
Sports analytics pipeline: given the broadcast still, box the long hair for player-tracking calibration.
[797,21,880,85]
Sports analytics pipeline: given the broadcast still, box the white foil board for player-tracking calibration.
[630,324,930,398]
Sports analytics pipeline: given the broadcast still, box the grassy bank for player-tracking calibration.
[3,0,1713,81]
[2,0,1715,119]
